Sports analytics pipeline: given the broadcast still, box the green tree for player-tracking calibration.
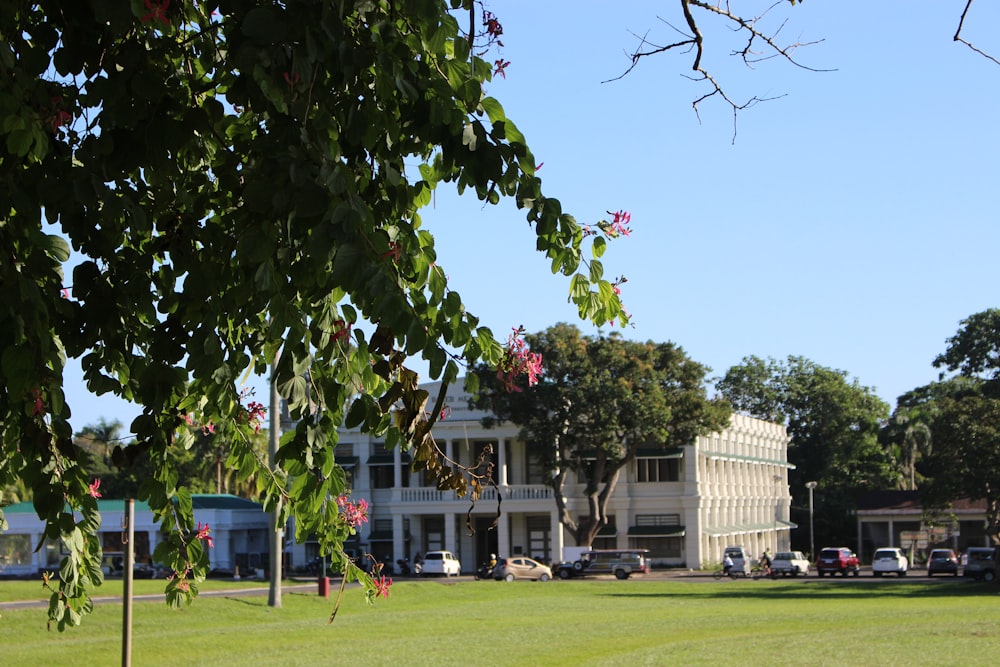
[878,405,933,492]
[0,2,628,627]
[933,308,1000,385]
[717,356,892,548]
[917,309,1000,543]
[473,323,731,547]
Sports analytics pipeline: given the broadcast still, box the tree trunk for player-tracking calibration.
[578,467,623,546]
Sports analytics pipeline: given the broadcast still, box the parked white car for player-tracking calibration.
[723,546,750,575]
[419,550,461,576]
[770,550,810,577]
[872,547,908,577]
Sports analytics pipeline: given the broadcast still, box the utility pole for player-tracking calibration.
[806,481,818,561]
[268,360,283,608]
[121,498,134,667]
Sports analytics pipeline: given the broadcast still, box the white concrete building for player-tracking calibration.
[288,382,793,573]
[0,495,270,577]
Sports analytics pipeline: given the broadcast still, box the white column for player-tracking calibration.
[393,445,402,490]
[497,509,511,559]
[550,508,563,562]
[392,513,405,563]
[497,438,509,486]
[444,512,456,552]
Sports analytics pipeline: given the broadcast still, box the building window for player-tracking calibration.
[591,515,617,551]
[631,536,683,558]
[526,447,547,485]
[0,534,32,567]
[371,465,394,489]
[368,442,410,489]
[526,516,551,562]
[423,518,444,552]
[635,457,681,482]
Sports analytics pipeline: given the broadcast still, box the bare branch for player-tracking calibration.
[607,0,829,137]
[954,0,1000,66]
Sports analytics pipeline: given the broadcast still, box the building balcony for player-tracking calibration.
[396,484,553,505]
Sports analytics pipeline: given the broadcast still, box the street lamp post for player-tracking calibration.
[806,481,818,561]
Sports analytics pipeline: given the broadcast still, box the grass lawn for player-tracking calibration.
[1,577,998,666]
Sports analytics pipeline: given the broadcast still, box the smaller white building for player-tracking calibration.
[0,494,270,577]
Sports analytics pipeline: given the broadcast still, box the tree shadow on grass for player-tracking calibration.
[599,580,998,602]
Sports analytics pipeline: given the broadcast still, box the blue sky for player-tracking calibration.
[65,2,1000,432]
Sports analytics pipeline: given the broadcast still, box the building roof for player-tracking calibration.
[2,494,262,515]
[857,490,986,514]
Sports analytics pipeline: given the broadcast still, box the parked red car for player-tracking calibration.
[816,547,860,577]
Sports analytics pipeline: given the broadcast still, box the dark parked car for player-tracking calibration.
[556,549,651,580]
[816,547,860,577]
[963,546,997,581]
[927,548,959,577]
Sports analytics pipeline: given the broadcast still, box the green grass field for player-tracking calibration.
[1,577,998,666]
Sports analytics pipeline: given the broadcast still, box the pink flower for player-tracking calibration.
[246,401,266,433]
[332,320,352,342]
[341,497,369,528]
[336,495,369,528]
[30,389,44,417]
[202,421,215,436]
[608,210,632,237]
[88,479,102,499]
[493,59,510,79]
[46,97,72,132]
[496,327,544,392]
[195,522,214,549]
[141,0,171,25]
[381,242,401,263]
[373,574,392,599]
[483,11,503,38]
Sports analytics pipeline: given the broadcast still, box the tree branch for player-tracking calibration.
[607,0,831,141]
[954,0,1000,66]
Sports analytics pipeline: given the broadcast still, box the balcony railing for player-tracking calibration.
[398,484,553,503]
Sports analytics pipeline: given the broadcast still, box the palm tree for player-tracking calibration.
[885,408,932,491]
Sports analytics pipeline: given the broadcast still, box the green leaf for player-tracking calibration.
[44,234,71,262]
[345,396,368,429]
[480,97,506,123]
[592,236,607,259]
[241,7,285,42]
[589,259,604,283]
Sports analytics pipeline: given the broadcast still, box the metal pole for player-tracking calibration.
[121,498,135,667]
[806,481,817,561]
[268,360,283,608]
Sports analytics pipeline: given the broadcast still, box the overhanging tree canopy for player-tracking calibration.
[0,1,628,627]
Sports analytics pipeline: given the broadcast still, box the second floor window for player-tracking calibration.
[635,457,681,483]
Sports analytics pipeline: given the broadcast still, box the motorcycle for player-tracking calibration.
[395,558,413,576]
[475,561,497,580]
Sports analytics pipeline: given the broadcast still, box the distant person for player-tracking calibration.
[723,553,734,576]
[760,549,772,575]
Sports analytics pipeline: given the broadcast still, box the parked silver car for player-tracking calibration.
[494,556,552,582]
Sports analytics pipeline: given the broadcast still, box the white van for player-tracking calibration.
[723,546,750,574]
